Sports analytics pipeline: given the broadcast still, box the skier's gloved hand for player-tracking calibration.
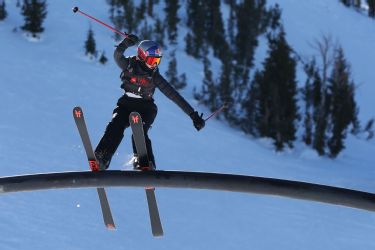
[121,34,139,47]
[190,111,205,131]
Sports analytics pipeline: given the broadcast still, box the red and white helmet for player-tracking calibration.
[137,40,163,69]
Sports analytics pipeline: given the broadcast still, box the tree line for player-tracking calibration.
[1,0,373,157]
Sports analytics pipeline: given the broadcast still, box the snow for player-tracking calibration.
[0,0,375,249]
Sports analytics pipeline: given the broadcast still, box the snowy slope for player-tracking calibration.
[0,0,375,249]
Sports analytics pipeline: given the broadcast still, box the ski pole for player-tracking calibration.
[204,102,230,122]
[72,7,128,38]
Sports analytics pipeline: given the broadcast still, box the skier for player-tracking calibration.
[94,34,205,170]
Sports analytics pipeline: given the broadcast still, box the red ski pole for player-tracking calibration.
[72,7,128,38]
[204,102,230,122]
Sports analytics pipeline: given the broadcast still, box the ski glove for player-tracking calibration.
[190,111,205,131]
[121,34,139,47]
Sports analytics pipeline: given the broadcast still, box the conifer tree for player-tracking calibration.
[226,0,236,47]
[364,118,374,140]
[235,0,267,68]
[327,47,358,158]
[195,56,217,109]
[108,0,123,40]
[21,0,47,37]
[302,60,317,146]
[154,18,165,47]
[178,73,188,91]
[166,51,186,90]
[204,0,227,60]
[147,0,154,16]
[109,0,136,40]
[255,28,298,150]
[139,20,152,40]
[99,51,108,65]
[218,55,234,120]
[185,0,205,58]
[136,0,147,23]
[242,70,262,136]
[0,1,7,21]
[85,27,97,58]
[164,0,180,44]
[368,0,375,17]
[123,0,136,34]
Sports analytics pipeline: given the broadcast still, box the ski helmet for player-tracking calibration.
[137,40,162,69]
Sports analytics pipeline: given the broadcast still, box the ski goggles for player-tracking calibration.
[145,56,161,67]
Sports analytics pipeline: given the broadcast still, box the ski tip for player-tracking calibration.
[73,107,83,118]
[106,224,116,230]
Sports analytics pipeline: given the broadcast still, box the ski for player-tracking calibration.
[73,106,116,230]
[129,112,164,237]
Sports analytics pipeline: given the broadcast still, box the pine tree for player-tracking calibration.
[21,0,47,37]
[154,18,165,47]
[147,0,154,16]
[109,0,136,40]
[0,1,7,21]
[85,27,97,58]
[164,0,180,44]
[99,51,108,65]
[139,20,152,40]
[364,118,374,140]
[165,51,186,90]
[204,0,227,60]
[218,55,234,120]
[185,0,206,58]
[108,0,124,41]
[255,28,298,150]
[235,0,267,68]
[311,74,328,155]
[242,70,262,136]
[178,73,188,90]
[136,0,147,23]
[327,47,358,158]
[195,56,217,109]
[302,60,317,146]
[368,0,375,17]
[227,0,236,47]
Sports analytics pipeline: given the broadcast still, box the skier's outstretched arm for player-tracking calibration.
[113,34,139,70]
[155,74,205,131]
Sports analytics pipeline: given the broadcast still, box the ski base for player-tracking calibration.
[73,106,116,230]
[145,187,164,237]
[129,112,164,237]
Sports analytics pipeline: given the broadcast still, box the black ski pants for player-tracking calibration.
[95,94,157,168]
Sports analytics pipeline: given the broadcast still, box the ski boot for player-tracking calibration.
[133,155,155,171]
[95,151,110,170]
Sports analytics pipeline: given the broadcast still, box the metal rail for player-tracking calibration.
[1,170,375,212]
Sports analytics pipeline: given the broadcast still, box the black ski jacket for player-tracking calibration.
[114,43,194,116]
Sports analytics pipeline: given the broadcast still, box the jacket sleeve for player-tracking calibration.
[154,73,194,116]
[114,42,130,71]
